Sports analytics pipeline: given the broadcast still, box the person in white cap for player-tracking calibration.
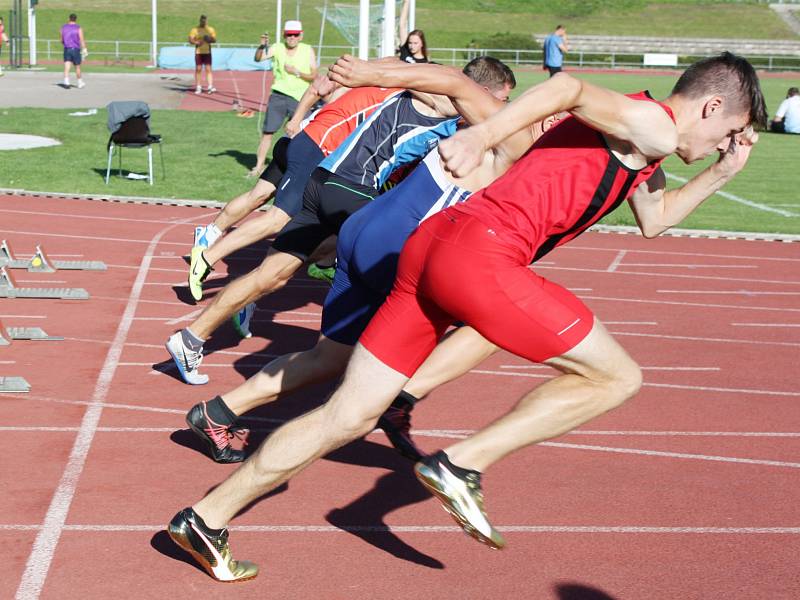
[250,20,317,177]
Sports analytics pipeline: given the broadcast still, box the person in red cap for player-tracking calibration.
[250,20,318,177]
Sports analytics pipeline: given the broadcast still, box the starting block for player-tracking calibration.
[0,240,106,271]
[0,320,63,346]
[0,377,31,393]
[0,266,90,300]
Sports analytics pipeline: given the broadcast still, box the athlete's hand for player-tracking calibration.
[715,126,758,178]
[439,126,489,177]
[328,54,375,88]
[311,72,337,98]
[285,118,301,138]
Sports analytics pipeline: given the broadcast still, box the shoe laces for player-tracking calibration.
[201,404,250,450]
[184,344,205,371]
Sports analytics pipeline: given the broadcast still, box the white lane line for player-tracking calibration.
[0,228,186,247]
[732,323,800,327]
[567,245,800,263]
[0,208,182,225]
[542,441,800,468]
[658,290,800,296]
[15,280,67,284]
[538,265,800,286]
[5,426,800,438]
[499,365,719,372]
[0,360,16,365]
[165,309,202,325]
[0,315,46,319]
[469,369,799,396]
[623,264,757,269]
[583,295,800,314]
[663,171,798,217]
[4,523,800,534]
[610,330,800,348]
[603,321,657,325]
[15,219,194,600]
[606,250,626,272]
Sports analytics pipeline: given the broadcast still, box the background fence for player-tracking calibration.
[16,39,800,71]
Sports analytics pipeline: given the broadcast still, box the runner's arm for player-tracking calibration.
[629,128,758,237]
[285,73,343,137]
[439,73,678,177]
[329,55,504,125]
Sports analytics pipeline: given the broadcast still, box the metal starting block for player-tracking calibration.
[0,377,31,393]
[0,266,90,300]
[0,321,64,346]
[0,240,106,272]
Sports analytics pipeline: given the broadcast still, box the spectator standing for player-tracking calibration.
[0,17,8,76]
[399,30,429,63]
[770,87,800,134]
[249,20,317,177]
[189,15,217,94]
[543,24,568,77]
[61,13,87,89]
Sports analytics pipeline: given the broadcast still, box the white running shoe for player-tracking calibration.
[165,332,209,385]
[77,79,85,89]
[63,78,71,88]
[207,86,217,94]
[232,302,256,339]
[195,85,202,94]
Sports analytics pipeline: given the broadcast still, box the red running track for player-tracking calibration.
[1,192,799,599]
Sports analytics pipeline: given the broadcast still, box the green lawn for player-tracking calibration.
[1,68,798,234]
[19,0,799,54]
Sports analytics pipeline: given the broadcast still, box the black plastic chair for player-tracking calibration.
[104,116,164,185]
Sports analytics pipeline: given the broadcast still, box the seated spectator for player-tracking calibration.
[771,87,800,134]
[399,29,429,63]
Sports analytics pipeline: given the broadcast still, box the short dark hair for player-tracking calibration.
[789,87,799,97]
[462,56,516,92]
[69,13,77,21]
[671,52,767,130]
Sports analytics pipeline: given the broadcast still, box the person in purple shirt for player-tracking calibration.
[61,13,87,89]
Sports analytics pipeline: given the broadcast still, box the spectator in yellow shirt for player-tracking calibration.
[189,15,217,94]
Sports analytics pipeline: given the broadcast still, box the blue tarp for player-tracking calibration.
[158,46,273,71]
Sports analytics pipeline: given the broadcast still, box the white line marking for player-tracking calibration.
[14,218,194,600]
[0,315,46,319]
[469,369,800,396]
[541,441,800,468]
[540,264,800,286]
[0,360,16,365]
[566,244,800,263]
[499,365,719,371]
[658,290,800,296]
[15,280,67,284]
[610,330,800,348]
[623,264,757,269]
[0,228,186,247]
[606,250,626,272]
[165,309,202,325]
[602,321,658,325]
[732,323,800,328]
[0,207,182,225]
[663,171,798,217]
[4,524,800,534]
[583,295,800,314]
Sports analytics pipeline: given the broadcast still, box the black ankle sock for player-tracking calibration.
[181,327,205,351]
[439,450,481,480]
[205,395,237,425]
[190,508,225,536]
[392,390,419,410]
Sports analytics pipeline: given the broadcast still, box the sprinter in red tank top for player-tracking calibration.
[168,54,768,577]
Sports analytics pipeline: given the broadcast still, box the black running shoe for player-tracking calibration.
[167,507,258,582]
[377,403,423,461]
[186,401,248,464]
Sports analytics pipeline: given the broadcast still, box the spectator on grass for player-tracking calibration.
[250,20,317,177]
[189,15,217,95]
[61,13,87,89]
[543,24,568,77]
[770,87,800,134]
[0,17,9,76]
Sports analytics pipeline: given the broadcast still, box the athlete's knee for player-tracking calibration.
[322,395,380,443]
[595,355,642,408]
[253,253,299,292]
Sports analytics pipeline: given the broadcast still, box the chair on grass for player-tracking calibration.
[105,102,164,186]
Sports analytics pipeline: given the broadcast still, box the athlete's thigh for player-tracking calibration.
[273,132,324,217]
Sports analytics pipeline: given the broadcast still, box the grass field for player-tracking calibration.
[0,68,798,234]
[17,0,799,52]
